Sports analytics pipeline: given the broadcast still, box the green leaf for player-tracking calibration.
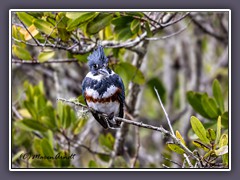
[56,12,71,42]
[219,134,228,147]
[58,28,71,42]
[12,150,25,163]
[46,130,54,150]
[12,45,32,60]
[55,151,71,168]
[146,77,166,104]
[33,19,57,38]
[116,27,134,41]
[16,12,36,26]
[190,116,210,144]
[38,51,55,62]
[215,116,222,144]
[104,25,114,40]
[114,62,145,86]
[201,95,219,119]
[125,12,144,17]
[215,145,228,156]
[145,22,153,37]
[221,111,228,128]
[66,12,98,31]
[16,119,48,132]
[206,128,216,142]
[98,133,115,151]
[31,159,54,168]
[73,53,89,63]
[88,160,98,168]
[192,140,210,151]
[66,12,86,19]
[73,118,87,135]
[212,79,224,113]
[130,19,140,34]
[87,13,113,35]
[41,138,54,157]
[112,16,134,26]
[77,95,86,105]
[167,143,185,154]
[33,138,43,154]
[176,130,186,145]
[187,91,209,118]
[112,16,135,40]
[222,153,228,166]
[57,102,76,129]
[27,12,43,18]
[97,154,110,162]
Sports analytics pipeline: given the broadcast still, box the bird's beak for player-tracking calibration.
[98,67,109,76]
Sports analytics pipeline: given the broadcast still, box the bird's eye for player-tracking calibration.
[93,64,98,69]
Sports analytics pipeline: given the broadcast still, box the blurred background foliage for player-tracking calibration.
[11,11,229,168]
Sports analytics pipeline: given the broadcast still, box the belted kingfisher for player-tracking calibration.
[82,46,125,129]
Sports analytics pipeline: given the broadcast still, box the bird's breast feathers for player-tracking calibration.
[82,71,124,116]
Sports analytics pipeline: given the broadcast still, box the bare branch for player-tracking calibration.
[162,12,190,28]
[12,58,79,64]
[57,97,87,108]
[145,20,191,41]
[154,87,175,136]
[43,16,64,46]
[161,154,182,167]
[189,14,228,43]
[12,106,23,120]
[57,97,201,165]
[72,142,110,157]
[183,153,194,168]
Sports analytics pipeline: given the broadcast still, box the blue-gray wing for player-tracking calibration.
[111,74,125,119]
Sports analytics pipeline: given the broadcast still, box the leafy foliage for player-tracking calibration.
[187,79,228,124]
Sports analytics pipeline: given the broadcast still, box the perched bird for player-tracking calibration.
[82,46,125,129]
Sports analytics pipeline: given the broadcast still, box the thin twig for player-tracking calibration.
[162,12,190,28]
[12,58,79,64]
[189,14,228,43]
[143,13,163,28]
[43,16,64,46]
[162,164,170,168]
[73,142,110,156]
[57,97,87,108]
[59,130,71,154]
[12,106,23,120]
[145,20,191,41]
[161,154,182,167]
[183,153,194,168]
[154,87,175,136]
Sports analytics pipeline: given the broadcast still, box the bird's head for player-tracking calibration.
[87,46,110,76]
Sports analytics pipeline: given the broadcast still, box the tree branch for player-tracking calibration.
[189,14,228,44]
[57,97,201,166]
[12,58,79,64]
[154,87,175,136]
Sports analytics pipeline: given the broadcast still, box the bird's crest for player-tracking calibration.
[87,46,108,66]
